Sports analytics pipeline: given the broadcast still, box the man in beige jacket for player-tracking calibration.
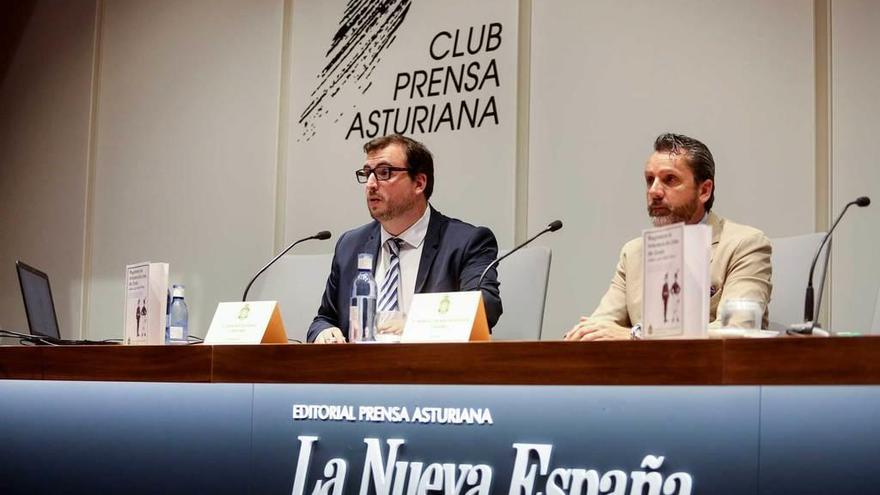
[564,133,772,341]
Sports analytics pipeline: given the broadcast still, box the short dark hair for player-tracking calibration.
[363,134,434,200]
[653,132,716,211]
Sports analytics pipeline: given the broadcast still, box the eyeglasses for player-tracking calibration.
[355,166,410,183]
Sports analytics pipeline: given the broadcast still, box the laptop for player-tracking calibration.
[16,261,116,345]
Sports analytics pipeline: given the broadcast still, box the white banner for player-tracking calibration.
[287,0,518,247]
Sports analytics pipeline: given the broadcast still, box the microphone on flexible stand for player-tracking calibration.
[0,327,55,345]
[787,196,870,335]
[242,231,332,301]
[477,220,563,287]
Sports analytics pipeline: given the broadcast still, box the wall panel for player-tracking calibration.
[830,0,880,333]
[529,0,815,338]
[0,0,97,339]
[87,0,283,339]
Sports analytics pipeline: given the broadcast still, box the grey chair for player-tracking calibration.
[491,246,552,340]
[768,233,827,330]
[248,253,333,343]
[872,287,880,335]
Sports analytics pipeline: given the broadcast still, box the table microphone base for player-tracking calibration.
[786,322,830,337]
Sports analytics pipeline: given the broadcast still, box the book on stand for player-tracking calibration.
[124,262,169,345]
[641,223,710,339]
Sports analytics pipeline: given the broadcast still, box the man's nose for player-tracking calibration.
[648,179,664,198]
[366,171,379,188]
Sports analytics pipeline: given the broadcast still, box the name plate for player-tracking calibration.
[401,291,490,343]
[205,301,288,345]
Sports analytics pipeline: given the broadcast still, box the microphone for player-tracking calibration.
[477,220,563,288]
[0,328,58,346]
[788,196,870,335]
[241,231,332,301]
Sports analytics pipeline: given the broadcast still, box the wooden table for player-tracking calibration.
[2,337,879,494]
[2,337,878,384]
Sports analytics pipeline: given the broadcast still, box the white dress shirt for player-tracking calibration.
[375,206,431,315]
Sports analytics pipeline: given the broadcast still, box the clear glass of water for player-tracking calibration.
[719,299,764,331]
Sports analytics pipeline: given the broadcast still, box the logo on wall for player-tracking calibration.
[297,0,505,141]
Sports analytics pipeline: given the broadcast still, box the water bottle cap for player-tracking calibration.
[357,253,372,270]
[172,285,185,298]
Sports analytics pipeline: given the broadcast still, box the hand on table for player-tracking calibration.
[314,327,346,344]
[564,317,631,341]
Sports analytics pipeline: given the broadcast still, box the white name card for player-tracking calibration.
[401,291,490,343]
[205,301,288,345]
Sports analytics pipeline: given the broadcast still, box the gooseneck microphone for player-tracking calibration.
[789,196,870,335]
[477,220,563,288]
[241,231,332,301]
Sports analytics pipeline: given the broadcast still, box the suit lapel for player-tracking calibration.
[415,207,445,292]
[364,222,382,273]
[708,211,723,246]
[707,212,724,298]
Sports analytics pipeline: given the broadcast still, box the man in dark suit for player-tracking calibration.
[308,134,502,343]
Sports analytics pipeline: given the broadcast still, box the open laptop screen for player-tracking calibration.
[16,261,61,340]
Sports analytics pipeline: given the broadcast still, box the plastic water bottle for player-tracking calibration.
[349,253,377,343]
[166,284,189,344]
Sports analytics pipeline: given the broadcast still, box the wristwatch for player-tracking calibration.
[630,323,643,340]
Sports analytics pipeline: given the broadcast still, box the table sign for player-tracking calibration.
[401,291,490,342]
[205,301,288,344]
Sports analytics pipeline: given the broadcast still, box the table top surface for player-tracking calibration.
[2,337,879,385]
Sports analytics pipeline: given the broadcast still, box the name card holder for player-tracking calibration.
[205,301,288,345]
[401,291,490,343]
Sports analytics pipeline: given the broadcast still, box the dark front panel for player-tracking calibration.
[759,386,880,494]
[0,380,252,495]
[251,384,760,494]
[3,379,879,494]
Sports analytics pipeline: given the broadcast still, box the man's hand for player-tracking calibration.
[563,317,630,341]
[377,319,405,335]
[314,327,346,344]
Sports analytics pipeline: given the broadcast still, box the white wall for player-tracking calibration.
[830,0,880,332]
[86,0,284,339]
[0,0,96,339]
[529,0,815,338]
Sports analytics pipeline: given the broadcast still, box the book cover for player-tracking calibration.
[641,223,710,339]
[124,262,169,345]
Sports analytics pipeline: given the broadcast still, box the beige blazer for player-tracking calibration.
[590,212,772,329]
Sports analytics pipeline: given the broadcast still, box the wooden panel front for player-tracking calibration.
[39,345,213,382]
[1,337,879,384]
[724,337,880,384]
[0,346,44,379]
[211,340,723,385]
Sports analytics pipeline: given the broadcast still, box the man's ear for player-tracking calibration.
[414,173,427,195]
[699,179,713,204]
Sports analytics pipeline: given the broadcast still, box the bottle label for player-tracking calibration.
[170,326,185,340]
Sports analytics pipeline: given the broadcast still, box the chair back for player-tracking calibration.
[871,287,880,335]
[769,233,827,329]
[491,246,552,340]
[248,253,333,343]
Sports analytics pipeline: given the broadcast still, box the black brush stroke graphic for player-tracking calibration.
[299,0,412,140]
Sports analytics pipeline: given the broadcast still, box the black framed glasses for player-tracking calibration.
[355,166,410,183]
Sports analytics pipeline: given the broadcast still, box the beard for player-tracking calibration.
[368,193,419,222]
[648,196,700,227]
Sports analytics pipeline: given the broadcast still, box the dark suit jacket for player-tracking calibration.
[307,207,502,342]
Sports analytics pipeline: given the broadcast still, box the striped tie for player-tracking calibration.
[378,238,402,312]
